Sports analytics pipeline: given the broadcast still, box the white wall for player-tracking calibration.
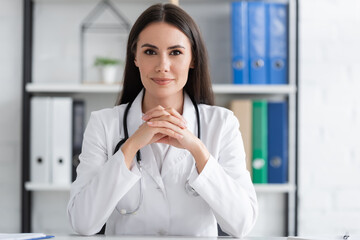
[298,0,360,236]
[1,0,360,236]
[0,0,22,233]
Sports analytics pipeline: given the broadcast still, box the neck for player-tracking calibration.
[142,90,184,114]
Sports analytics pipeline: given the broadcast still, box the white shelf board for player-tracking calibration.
[26,83,296,94]
[25,182,71,191]
[213,84,296,94]
[26,83,122,93]
[254,183,296,193]
[25,181,294,193]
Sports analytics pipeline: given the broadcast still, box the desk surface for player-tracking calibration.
[52,236,287,240]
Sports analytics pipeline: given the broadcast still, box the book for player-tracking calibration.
[0,233,53,240]
[268,101,288,183]
[30,97,52,183]
[231,1,249,84]
[252,100,268,183]
[51,97,73,184]
[248,1,267,84]
[229,99,253,176]
[267,3,288,84]
[72,100,85,182]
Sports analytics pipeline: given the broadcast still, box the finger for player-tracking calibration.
[148,115,187,129]
[164,107,187,124]
[156,136,184,150]
[145,108,186,127]
[155,136,170,144]
[142,106,170,121]
[147,120,183,132]
[151,133,167,144]
[156,136,172,145]
[147,122,183,140]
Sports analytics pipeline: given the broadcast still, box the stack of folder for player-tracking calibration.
[30,97,85,184]
[230,99,288,184]
[231,1,288,85]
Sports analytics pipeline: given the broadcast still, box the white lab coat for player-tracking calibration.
[67,90,258,238]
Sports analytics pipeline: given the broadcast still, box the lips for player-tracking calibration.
[151,78,174,85]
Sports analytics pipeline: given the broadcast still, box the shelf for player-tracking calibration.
[25,182,71,191]
[213,84,296,94]
[25,181,295,193]
[26,82,296,94]
[26,82,122,93]
[254,183,296,193]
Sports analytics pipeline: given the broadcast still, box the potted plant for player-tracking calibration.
[94,57,124,84]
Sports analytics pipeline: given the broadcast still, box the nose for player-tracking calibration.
[155,54,170,73]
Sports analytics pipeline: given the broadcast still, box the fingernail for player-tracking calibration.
[147,121,153,125]
[142,114,149,120]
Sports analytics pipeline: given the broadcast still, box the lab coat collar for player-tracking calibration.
[182,92,198,136]
[126,88,144,139]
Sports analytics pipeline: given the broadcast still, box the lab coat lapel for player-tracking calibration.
[127,89,164,189]
[161,93,197,178]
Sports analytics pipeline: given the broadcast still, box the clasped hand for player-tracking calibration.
[122,105,209,172]
[131,105,196,151]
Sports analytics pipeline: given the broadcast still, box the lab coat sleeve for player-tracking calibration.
[189,111,258,238]
[67,111,140,236]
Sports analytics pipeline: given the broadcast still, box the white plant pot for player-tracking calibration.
[100,65,118,84]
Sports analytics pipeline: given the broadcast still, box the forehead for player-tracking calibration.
[138,22,191,47]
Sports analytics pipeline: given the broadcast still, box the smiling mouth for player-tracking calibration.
[151,78,174,85]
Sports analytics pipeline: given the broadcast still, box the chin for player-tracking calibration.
[151,88,182,99]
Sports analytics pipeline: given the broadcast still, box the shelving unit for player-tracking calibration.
[21,0,298,236]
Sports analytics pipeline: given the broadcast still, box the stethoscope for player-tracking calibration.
[113,92,201,215]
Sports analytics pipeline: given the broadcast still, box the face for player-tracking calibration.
[134,22,193,101]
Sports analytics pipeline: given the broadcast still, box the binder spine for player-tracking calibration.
[231,1,249,84]
[252,100,268,183]
[229,100,253,176]
[51,97,73,184]
[72,100,85,182]
[30,97,52,183]
[248,2,267,84]
[268,101,288,183]
[268,3,288,84]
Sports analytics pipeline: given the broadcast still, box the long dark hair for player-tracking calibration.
[116,3,214,106]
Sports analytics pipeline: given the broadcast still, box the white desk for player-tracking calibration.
[46,235,360,240]
[52,236,286,240]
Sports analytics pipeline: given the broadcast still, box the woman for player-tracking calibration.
[67,3,258,238]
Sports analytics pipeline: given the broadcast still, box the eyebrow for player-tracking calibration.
[140,43,185,50]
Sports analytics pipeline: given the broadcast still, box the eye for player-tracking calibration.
[170,50,182,56]
[144,49,156,55]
